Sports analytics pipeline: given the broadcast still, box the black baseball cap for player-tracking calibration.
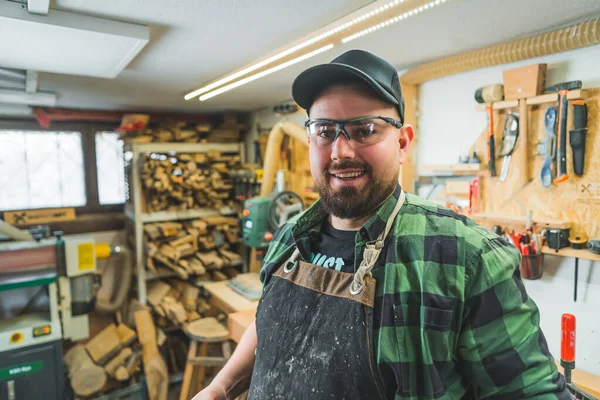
[291,49,405,124]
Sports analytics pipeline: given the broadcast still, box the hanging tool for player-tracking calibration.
[498,113,519,182]
[545,80,583,184]
[468,176,480,214]
[540,107,557,187]
[475,85,504,177]
[561,314,576,385]
[486,105,497,177]
[474,84,504,104]
[569,100,588,176]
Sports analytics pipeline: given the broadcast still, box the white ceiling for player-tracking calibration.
[8,0,600,113]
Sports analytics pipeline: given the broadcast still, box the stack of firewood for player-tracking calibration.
[63,307,182,399]
[142,151,241,212]
[64,323,144,397]
[143,216,241,281]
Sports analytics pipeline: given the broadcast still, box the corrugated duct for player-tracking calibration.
[400,18,600,85]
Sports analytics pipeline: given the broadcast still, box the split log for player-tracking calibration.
[64,344,107,397]
[116,324,137,347]
[114,366,130,382]
[196,251,224,270]
[85,324,122,365]
[219,248,241,264]
[105,347,133,378]
[212,271,228,281]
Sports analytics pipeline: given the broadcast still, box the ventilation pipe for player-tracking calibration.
[401,18,600,84]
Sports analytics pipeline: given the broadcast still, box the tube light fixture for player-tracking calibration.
[189,0,451,101]
[185,0,408,101]
[342,0,446,43]
[199,44,334,101]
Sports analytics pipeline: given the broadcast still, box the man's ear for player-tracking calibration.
[398,124,414,162]
[400,124,414,148]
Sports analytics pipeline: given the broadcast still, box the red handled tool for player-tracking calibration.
[561,313,576,384]
[486,105,497,177]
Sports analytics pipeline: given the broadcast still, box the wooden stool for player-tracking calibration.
[179,317,232,400]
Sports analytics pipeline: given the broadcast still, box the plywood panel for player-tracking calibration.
[470,88,600,239]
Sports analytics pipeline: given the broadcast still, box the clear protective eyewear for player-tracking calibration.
[305,116,402,147]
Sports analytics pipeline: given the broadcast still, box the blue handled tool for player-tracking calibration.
[541,107,557,187]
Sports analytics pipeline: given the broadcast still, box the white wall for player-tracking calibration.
[417,45,600,375]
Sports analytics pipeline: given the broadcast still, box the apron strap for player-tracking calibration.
[351,189,406,295]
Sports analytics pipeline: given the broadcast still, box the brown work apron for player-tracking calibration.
[247,192,405,399]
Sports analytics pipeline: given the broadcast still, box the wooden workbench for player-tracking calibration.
[203,281,259,314]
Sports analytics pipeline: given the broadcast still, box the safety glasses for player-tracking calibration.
[305,116,402,147]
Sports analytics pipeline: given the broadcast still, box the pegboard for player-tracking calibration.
[469,88,600,239]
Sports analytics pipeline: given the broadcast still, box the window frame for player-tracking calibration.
[0,118,124,218]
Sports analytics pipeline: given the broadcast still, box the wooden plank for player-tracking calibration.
[141,208,220,223]
[493,100,518,109]
[541,246,600,262]
[4,207,76,226]
[470,212,572,229]
[400,82,418,194]
[203,281,259,314]
[228,309,256,343]
[421,164,481,175]
[131,142,242,154]
[134,309,168,400]
[527,89,587,106]
[475,90,587,111]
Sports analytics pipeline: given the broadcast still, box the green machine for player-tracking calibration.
[242,191,304,249]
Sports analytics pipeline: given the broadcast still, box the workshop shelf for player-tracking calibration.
[470,212,572,229]
[541,246,600,262]
[475,89,587,111]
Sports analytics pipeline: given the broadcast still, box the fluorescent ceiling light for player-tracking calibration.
[0,88,57,107]
[342,0,447,43]
[185,0,409,101]
[199,44,335,101]
[188,0,450,102]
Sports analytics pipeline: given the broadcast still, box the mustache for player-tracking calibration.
[327,160,370,172]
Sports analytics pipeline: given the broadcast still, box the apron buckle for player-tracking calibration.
[349,280,365,295]
[283,260,297,273]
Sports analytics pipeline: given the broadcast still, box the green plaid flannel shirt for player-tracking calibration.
[259,184,570,399]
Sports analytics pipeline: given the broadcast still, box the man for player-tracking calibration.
[196,50,570,399]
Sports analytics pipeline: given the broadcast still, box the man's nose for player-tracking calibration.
[331,131,356,160]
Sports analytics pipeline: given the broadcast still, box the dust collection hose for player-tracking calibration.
[260,120,309,198]
[400,18,600,84]
[94,244,133,314]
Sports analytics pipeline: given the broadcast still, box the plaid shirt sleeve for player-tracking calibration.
[459,234,570,399]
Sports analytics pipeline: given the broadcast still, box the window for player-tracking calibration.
[0,130,86,211]
[95,131,126,205]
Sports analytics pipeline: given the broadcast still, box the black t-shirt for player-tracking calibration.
[308,219,356,273]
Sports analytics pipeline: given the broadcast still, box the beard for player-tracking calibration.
[314,160,398,220]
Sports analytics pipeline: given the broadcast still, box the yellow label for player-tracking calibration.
[77,243,95,271]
